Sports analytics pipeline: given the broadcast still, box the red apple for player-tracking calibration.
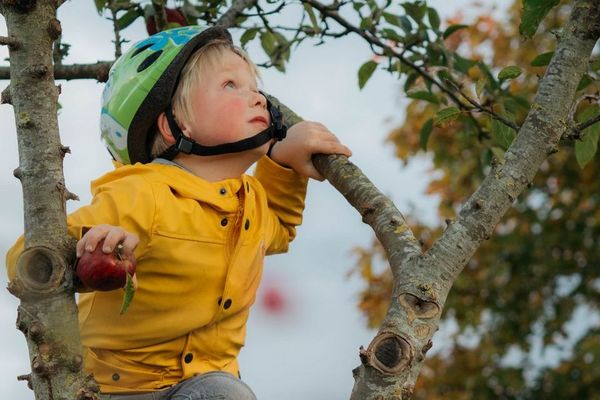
[145,8,188,36]
[76,240,136,291]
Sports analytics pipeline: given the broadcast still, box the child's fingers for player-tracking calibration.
[103,228,127,253]
[304,163,324,181]
[76,238,87,258]
[82,225,110,254]
[313,140,352,157]
[121,234,140,256]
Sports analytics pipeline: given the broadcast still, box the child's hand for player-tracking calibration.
[76,224,139,258]
[269,121,352,181]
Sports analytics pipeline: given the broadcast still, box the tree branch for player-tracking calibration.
[264,93,422,276]
[429,0,600,307]
[574,113,600,135]
[445,79,520,131]
[300,0,489,140]
[108,0,126,58]
[0,61,113,82]
[334,1,600,398]
[0,35,20,49]
[299,0,460,104]
[216,0,257,28]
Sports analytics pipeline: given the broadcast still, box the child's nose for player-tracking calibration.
[250,90,266,108]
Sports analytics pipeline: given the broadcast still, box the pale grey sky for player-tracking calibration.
[0,1,502,399]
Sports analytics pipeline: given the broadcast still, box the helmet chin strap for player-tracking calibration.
[158,96,287,160]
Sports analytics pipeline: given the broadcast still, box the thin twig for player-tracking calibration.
[446,80,520,131]
[300,0,487,138]
[301,0,465,107]
[108,1,124,58]
[576,113,600,132]
[563,94,600,139]
[151,0,168,33]
[216,0,258,28]
[241,1,286,17]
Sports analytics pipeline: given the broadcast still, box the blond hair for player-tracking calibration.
[150,39,260,158]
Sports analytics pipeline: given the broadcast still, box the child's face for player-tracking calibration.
[182,50,270,147]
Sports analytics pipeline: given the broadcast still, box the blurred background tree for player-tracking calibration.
[353,1,600,398]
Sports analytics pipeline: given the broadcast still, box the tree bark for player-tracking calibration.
[337,1,600,398]
[0,62,110,81]
[0,0,99,399]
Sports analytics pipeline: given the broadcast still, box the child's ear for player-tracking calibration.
[157,112,192,143]
[156,112,176,144]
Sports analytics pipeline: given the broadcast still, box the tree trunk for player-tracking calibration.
[1,1,98,399]
[317,1,599,398]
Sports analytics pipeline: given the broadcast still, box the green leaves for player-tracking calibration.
[94,0,108,14]
[519,0,560,38]
[420,118,434,151]
[401,1,427,24]
[120,273,136,315]
[498,66,522,81]
[427,7,440,31]
[531,51,554,67]
[358,60,378,89]
[491,118,516,150]
[577,74,595,91]
[443,24,468,39]
[240,27,260,47]
[433,107,461,127]
[303,3,320,33]
[260,30,290,72]
[382,12,403,28]
[575,106,600,168]
[407,90,439,104]
[116,7,142,30]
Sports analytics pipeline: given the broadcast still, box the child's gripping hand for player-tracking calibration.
[269,121,352,181]
[76,224,139,258]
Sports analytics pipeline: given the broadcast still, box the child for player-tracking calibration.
[6,26,351,399]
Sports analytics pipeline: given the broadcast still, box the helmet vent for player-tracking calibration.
[131,42,154,58]
[137,50,163,72]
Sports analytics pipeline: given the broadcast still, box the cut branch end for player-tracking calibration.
[16,374,33,390]
[15,246,66,294]
[365,332,414,375]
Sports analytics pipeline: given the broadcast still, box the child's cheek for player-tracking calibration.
[217,99,247,138]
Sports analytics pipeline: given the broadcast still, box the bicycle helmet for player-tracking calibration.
[100,25,286,164]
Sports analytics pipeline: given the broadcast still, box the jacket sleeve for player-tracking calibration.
[5,170,156,281]
[253,156,308,255]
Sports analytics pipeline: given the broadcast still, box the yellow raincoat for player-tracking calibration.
[6,156,307,393]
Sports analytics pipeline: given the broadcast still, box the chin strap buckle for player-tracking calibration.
[174,135,194,154]
[268,103,287,141]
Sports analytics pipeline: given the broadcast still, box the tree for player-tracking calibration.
[355,1,600,398]
[0,1,598,399]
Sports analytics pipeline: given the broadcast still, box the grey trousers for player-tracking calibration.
[99,371,257,400]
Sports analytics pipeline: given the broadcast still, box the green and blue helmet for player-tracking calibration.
[100,26,286,165]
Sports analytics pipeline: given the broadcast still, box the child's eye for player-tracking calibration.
[224,81,235,89]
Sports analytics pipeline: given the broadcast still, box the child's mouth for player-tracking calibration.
[250,116,268,126]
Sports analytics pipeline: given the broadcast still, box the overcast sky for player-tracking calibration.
[0,1,503,399]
